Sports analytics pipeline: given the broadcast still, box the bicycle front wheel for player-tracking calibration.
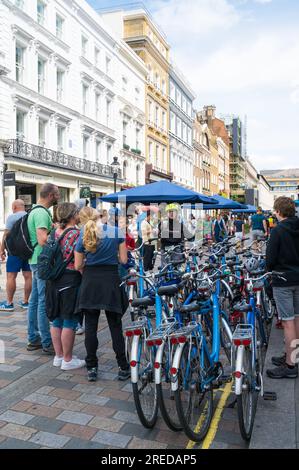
[236,346,258,441]
[175,342,214,442]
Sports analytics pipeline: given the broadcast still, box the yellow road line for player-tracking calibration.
[186,382,233,450]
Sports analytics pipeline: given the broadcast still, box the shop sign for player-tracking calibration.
[4,171,16,186]
[19,194,32,205]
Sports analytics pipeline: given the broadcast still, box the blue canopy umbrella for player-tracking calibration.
[101,181,217,205]
[201,194,247,210]
[233,204,257,214]
[295,200,299,207]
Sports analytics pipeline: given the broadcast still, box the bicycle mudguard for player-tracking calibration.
[170,343,185,392]
[130,335,141,384]
[154,343,165,385]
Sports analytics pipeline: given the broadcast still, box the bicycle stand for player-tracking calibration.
[263,391,277,401]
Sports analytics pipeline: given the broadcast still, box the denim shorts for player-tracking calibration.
[273,286,299,321]
[51,318,78,330]
[7,255,31,273]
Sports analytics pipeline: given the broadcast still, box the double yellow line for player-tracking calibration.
[186,381,233,450]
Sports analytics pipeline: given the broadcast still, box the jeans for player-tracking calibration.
[84,309,128,370]
[27,264,52,348]
[51,318,77,330]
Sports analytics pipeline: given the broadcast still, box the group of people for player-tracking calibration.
[0,183,130,382]
[0,186,298,383]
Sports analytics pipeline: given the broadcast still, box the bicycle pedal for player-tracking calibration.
[263,391,277,401]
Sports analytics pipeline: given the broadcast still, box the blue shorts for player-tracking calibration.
[6,255,31,273]
[51,318,77,330]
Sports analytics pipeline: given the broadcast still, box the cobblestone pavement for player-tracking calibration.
[0,269,247,449]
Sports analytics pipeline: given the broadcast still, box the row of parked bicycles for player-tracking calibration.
[121,236,284,443]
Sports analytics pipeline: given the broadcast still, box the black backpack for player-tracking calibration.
[5,205,50,261]
[37,228,79,281]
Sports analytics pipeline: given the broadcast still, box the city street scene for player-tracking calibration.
[0,0,299,456]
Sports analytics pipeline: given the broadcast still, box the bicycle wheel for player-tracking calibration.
[175,341,214,442]
[236,346,258,441]
[220,314,232,363]
[132,336,158,429]
[157,341,182,432]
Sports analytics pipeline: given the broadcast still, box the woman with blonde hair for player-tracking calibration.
[74,210,129,382]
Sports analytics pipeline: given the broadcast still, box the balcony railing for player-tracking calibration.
[3,139,122,180]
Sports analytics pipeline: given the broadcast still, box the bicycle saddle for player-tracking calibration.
[131,297,155,308]
[157,285,179,296]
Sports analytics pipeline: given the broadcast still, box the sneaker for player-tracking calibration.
[0,302,14,312]
[53,356,63,367]
[27,340,42,351]
[75,325,85,335]
[87,367,98,382]
[118,367,131,381]
[61,357,86,371]
[271,353,286,367]
[19,301,29,309]
[266,364,298,379]
[42,344,55,356]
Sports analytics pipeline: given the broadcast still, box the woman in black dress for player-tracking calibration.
[74,213,129,382]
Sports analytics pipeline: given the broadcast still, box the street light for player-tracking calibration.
[111,156,120,193]
[111,156,120,207]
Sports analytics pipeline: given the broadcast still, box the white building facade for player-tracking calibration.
[169,65,195,189]
[0,0,147,226]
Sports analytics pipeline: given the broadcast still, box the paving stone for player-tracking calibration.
[88,416,124,432]
[35,386,55,395]
[113,411,141,425]
[101,389,131,400]
[56,410,93,426]
[64,437,106,449]
[0,421,6,428]
[30,431,71,449]
[0,379,11,388]
[52,399,86,412]
[47,379,77,390]
[0,437,41,449]
[155,429,188,448]
[128,437,167,450]
[23,393,58,406]
[0,410,35,426]
[56,373,73,381]
[15,354,39,362]
[50,389,82,400]
[121,383,133,393]
[106,398,137,413]
[27,416,65,434]
[25,404,62,419]
[10,401,32,412]
[58,423,98,441]
[78,393,109,406]
[0,423,37,441]
[72,384,104,394]
[92,430,131,448]
[209,441,230,449]
[0,364,20,373]
[82,405,116,418]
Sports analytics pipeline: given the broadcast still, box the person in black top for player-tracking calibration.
[266,197,299,379]
[159,204,193,263]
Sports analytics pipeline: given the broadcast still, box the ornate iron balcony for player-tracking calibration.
[3,139,122,180]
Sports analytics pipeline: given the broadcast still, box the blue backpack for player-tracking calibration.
[37,228,78,281]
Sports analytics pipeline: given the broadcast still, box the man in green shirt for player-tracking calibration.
[27,183,60,354]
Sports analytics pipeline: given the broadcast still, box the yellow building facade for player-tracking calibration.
[123,12,171,183]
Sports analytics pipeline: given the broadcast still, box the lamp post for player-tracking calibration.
[111,156,120,207]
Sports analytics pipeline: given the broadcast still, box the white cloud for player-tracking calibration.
[152,0,299,168]
[152,0,240,37]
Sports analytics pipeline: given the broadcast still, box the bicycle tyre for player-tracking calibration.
[236,346,258,441]
[132,337,158,429]
[157,342,182,432]
[175,342,214,442]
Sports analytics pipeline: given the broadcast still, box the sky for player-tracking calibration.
[88,0,299,171]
